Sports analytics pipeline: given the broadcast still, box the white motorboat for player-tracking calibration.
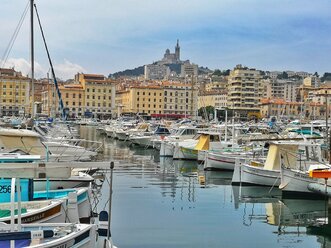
[0,128,98,162]
[160,126,198,157]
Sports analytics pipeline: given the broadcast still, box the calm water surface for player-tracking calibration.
[80,126,331,248]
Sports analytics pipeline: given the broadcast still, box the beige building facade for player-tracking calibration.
[227,65,264,119]
[0,68,30,116]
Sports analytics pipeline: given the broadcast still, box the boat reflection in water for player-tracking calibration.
[203,170,233,186]
[233,184,331,247]
[232,185,282,209]
[267,198,330,248]
[159,157,198,176]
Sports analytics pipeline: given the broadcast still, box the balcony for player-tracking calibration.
[228,82,242,86]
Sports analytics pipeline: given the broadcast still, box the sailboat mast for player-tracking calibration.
[30,0,35,118]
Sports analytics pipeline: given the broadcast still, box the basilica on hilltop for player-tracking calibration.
[160,40,181,64]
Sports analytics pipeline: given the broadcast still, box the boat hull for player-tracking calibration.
[240,164,280,186]
[204,152,236,171]
[280,167,321,198]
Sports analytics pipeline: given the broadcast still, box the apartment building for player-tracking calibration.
[162,82,198,118]
[227,65,264,119]
[0,68,30,116]
[198,91,227,110]
[125,86,164,115]
[180,62,198,78]
[264,79,286,99]
[144,64,170,80]
[76,73,116,118]
[260,98,323,119]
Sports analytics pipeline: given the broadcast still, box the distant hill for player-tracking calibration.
[108,64,212,79]
[109,66,144,78]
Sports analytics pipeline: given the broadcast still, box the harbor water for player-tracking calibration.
[80,126,331,248]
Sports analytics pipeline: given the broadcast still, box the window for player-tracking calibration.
[73,94,76,98]
[79,94,82,98]
[66,93,69,98]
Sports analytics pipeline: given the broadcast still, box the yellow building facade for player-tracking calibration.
[76,73,116,118]
[129,86,164,115]
[0,68,30,116]
[42,73,117,118]
[260,98,323,119]
[162,82,198,117]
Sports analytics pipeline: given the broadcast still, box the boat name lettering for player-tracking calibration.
[292,212,316,219]
[294,173,309,179]
[22,212,45,223]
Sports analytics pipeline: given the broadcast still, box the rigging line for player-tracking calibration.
[33,3,66,121]
[1,1,29,68]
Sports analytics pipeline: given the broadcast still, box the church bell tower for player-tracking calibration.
[175,39,180,62]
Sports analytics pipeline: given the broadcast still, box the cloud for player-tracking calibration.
[1,57,44,78]
[53,59,86,80]
[1,58,85,80]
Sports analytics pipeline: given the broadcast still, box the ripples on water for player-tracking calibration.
[79,126,331,248]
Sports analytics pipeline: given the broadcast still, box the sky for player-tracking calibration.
[1,0,331,79]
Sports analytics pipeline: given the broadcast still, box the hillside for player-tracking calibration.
[109,66,144,78]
